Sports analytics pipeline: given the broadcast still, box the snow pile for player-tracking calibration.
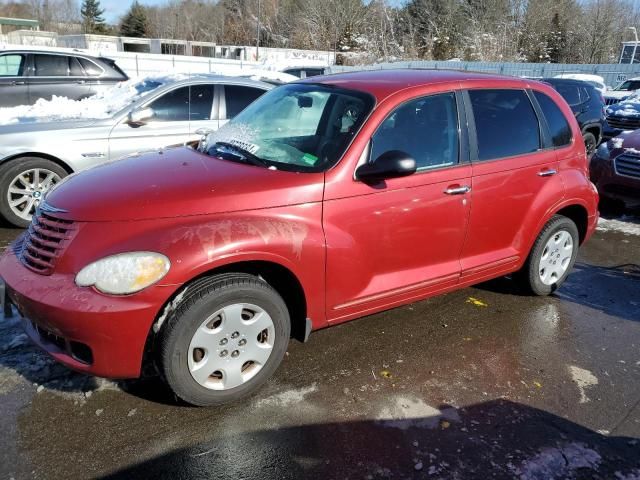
[0,74,185,126]
[510,443,601,480]
[210,66,297,84]
[597,216,640,236]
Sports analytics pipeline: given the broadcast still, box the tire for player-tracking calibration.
[583,131,597,157]
[0,157,68,228]
[158,273,291,406]
[515,215,579,296]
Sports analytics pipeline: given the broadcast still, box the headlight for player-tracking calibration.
[76,252,170,295]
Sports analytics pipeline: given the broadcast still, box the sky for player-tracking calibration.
[101,0,165,23]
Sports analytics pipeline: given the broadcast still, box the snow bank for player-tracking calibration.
[597,216,640,236]
[0,68,295,126]
[0,74,185,126]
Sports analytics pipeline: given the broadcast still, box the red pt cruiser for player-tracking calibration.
[0,70,599,406]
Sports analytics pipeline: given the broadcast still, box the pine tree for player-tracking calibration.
[120,1,149,38]
[81,0,107,34]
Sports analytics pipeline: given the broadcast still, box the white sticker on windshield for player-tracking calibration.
[228,139,260,154]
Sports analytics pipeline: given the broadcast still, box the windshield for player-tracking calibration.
[615,80,640,91]
[203,83,374,172]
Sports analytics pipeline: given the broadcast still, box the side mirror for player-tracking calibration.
[194,128,214,152]
[355,150,417,182]
[127,107,154,127]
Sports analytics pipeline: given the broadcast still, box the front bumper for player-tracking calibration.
[590,154,640,207]
[0,248,165,379]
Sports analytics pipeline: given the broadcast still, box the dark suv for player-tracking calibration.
[542,78,605,155]
[0,50,128,107]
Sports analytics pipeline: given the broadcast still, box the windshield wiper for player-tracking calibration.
[211,142,270,168]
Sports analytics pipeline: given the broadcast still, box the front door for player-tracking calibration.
[108,85,192,161]
[0,53,29,107]
[324,92,471,323]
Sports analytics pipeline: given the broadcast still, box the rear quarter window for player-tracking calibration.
[533,91,573,148]
[468,89,541,161]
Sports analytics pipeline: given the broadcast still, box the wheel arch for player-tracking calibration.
[554,204,589,244]
[142,259,310,374]
[0,152,74,174]
[581,123,602,142]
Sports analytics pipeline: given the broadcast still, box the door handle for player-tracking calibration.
[538,169,558,177]
[10,81,25,85]
[444,185,471,195]
[76,80,86,84]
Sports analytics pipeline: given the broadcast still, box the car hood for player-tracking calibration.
[606,100,640,117]
[605,91,634,100]
[45,147,325,222]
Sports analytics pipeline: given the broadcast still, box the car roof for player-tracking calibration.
[541,77,598,89]
[302,68,528,102]
[0,47,104,60]
[159,74,274,90]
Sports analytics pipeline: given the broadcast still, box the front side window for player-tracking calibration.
[0,54,25,76]
[224,85,265,119]
[371,93,459,170]
[147,86,190,122]
[204,83,374,172]
[534,91,572,147]
[33,55,70,76]
[615,80,640,91]
[469,89,541,161]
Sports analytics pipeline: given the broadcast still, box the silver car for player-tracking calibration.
[0,75,273,227]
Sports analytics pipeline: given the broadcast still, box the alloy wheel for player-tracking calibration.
[7,168,61,221]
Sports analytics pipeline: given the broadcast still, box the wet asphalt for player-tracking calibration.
[0,212,639,480]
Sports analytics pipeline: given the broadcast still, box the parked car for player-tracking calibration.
[0,75,273,227]
[602,94,640,141]
[281,66,327,78]
[0,70,599,406]
[603,77,640,105]
[542,78,605,155]
[591,131,640,208]
[553,73,607,94]
[0,49,128,107]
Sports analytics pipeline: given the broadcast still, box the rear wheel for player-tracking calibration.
[583,131,597,157]
[515,215,579,296]
[158,274,290,406]
[0,157,67,227]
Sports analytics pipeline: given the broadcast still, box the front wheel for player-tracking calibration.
[583,131,597,157]
[158,274,291,406]
[515,215,579,296]
[0,157,67,228]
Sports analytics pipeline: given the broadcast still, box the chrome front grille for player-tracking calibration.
[20,210,75,275]
[615,153,640,179]
[606,115,640,130]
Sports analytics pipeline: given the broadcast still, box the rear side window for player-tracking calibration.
[534,91,573,147]
[469,89,541,161]
[224,85,264,119]
[371,93,459,170]
[33,55,69,76]
[189,84,214,121]
[553,84,581,106]
[78,58,103,77]
[0,54,25,76]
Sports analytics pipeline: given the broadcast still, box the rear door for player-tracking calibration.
[0,53,29,106]
[28,53,90,102]
[459,88,563,281]
[188,83,218,136]
[108,85,191,160]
